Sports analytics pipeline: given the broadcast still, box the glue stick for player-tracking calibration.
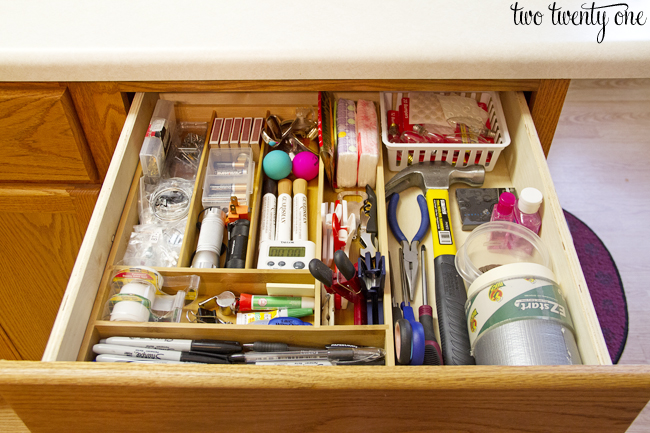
[239,294,315,312]
[292,178,308,241]
[275,179,292,241]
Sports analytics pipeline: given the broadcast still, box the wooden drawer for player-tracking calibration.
[0,91,648,433]
[0,86,99,183]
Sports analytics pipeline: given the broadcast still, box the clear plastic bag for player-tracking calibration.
[119,219,186,268]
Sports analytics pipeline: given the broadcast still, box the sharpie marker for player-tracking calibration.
[92,344,231,364]
[100,337,241,354]
[95,354,198,364]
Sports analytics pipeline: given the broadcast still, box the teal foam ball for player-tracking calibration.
[263,150,292,180]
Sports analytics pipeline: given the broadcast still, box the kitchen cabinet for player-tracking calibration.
[0,81,646,433]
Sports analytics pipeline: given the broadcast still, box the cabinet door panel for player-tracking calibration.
[0,87,98,183]
[0,185,99,360]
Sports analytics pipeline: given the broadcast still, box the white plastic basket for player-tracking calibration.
[380,91,511,172]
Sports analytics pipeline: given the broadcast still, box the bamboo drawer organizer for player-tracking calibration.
[48,90,608,367]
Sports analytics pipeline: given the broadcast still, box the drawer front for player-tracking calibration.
[0,87,98,183]
[0,91,648,433]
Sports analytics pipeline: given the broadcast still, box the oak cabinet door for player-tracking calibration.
[0,185,99,360]
[0,87,98,183]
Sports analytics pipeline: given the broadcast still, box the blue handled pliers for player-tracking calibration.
[387,193,429,302]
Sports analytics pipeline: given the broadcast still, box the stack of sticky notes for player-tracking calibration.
[335,99,379,189]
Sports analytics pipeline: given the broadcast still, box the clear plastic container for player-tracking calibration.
[139,100,177,179]
[202,148,255,210]
[455,221,551,285]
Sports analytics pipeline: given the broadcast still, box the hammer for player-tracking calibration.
[385,162,484,365]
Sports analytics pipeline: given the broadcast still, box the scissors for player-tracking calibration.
[387,193,429,302]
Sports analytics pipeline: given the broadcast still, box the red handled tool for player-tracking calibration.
[418,245,443,365]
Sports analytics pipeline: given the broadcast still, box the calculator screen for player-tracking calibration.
[268,246,306,257]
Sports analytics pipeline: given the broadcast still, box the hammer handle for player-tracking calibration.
[434,255,475,365]
[425,189,475,366]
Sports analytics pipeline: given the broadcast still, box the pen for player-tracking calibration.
[229,347,385,365]
[243,342,318,352]
[93,344,231,364]
[100,337,242,354]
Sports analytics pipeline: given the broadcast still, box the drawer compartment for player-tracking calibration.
[1,90,647,433]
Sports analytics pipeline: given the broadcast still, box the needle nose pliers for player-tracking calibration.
[387,193,429,302]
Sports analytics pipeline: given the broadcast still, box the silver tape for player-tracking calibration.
[474,319,582,365]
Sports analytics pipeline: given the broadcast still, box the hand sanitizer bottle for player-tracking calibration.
[514,187,543,235]
[490,191,516,222]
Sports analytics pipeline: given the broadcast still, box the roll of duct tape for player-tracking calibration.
[466,263,582,366]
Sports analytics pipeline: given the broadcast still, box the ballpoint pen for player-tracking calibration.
[229,347,385,365]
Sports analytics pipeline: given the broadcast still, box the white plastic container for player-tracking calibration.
[379,91,510,172]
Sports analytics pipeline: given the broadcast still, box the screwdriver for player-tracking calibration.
[389,252,412,365]
[399,248,425,366]
[419,245,443,365]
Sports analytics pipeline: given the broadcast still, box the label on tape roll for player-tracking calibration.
[465,276,575,350]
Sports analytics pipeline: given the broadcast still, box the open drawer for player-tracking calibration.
[0,91,648,433]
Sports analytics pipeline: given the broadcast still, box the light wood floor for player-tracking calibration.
[547,78,650,433]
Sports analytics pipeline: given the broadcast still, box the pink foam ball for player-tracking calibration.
[292,151,319,181]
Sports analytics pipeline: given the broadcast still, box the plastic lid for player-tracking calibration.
[278,178,292,196]
[239,293,253,312]
[518,187,543,214]
[293,178,307,196]
[496,191,516,214]
[467,262,557,300]
[455,221,552,285]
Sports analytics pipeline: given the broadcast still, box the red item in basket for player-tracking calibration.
[387,110,400,142]
[399,98,411,133]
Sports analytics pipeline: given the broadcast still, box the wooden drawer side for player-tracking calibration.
[500,91,609,365]
[42,93,158,361]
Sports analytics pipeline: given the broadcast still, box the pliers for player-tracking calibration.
[387,193,429,302]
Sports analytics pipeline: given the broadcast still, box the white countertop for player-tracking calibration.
[0,0,649,82]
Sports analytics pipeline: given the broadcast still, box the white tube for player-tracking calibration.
[275,179,292,241]
[292,179,308,241]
